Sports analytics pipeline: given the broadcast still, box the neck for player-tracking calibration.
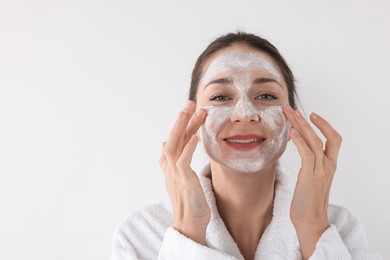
[210,162,277,259]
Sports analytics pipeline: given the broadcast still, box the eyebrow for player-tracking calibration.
[204,78,233,89]
[204,77,282,89]
[253,77,282,87]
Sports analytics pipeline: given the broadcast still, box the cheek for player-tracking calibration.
[203,106,232,134]
[260,107,290,147]
[260,108,285,133]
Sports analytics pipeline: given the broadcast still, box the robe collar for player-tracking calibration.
[198,163,302,259]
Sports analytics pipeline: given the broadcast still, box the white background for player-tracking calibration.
[1,0,389,259]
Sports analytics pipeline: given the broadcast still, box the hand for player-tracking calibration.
[159,101,210,245]
[283,106,342,259]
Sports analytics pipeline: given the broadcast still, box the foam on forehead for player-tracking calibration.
[202,50,282,83]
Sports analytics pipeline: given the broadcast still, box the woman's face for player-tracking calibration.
[196,45,291,173]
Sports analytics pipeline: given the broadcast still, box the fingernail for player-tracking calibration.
[311,113,320,120]
[295,110,301,119]
[291,128,299,136]
[196,108,205,117]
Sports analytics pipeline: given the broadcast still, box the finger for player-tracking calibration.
[159,141,167,168]
[176,134,199,178]
[290,128,315,174]
[164,101,196,161]
[159,142,172,180]
[283,105,301,132]
[310,113,342,163]
[284,106,324,158]
[183,108,207,145]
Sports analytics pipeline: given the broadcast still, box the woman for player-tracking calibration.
[110,32,382,259]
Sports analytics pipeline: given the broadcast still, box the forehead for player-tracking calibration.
[201,46,283,82]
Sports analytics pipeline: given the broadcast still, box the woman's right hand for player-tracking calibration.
[159,100,210,245]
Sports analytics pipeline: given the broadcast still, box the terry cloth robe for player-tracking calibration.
[110,164,383,260]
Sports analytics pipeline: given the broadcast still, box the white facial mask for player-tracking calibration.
[200,50,290,173]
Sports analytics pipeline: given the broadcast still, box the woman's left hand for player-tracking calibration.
[283,106,343,260]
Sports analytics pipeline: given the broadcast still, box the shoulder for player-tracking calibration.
[110,200,172,260]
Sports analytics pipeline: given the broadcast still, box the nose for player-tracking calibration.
[230,98,260,123]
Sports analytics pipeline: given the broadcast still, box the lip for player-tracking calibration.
[223,134,266,151]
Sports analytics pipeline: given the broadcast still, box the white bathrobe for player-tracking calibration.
[110,164,382,259]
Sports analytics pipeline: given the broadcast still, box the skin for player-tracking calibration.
[199,49,290,174]
[159,44,342,260]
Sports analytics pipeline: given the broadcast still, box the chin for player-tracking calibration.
[208,153,279,174]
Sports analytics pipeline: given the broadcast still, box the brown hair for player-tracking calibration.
[189,32,297,108]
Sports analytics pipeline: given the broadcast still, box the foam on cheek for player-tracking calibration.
[201,106,232,158]
[201,105,290,173]
[258,106,291,162]
[260,106,287,132]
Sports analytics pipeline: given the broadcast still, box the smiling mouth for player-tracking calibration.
[223,136,266,150]
[224,138,266,143]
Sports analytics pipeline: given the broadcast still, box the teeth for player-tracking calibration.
[225,138,262,143]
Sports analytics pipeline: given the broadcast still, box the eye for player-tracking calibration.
[209,93,232,102]
[255,92,278,101]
